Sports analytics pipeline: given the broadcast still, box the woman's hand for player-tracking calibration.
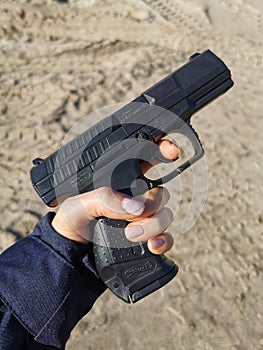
[52,139,179,255]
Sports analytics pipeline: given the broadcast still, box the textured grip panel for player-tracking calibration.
[93,217,178,303]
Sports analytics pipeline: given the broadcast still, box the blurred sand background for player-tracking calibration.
[0,0,262,349]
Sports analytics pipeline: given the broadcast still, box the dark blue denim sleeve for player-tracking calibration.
[0,212,107,349]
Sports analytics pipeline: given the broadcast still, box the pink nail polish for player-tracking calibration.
[122,198,145,215]
[150,238,164,249]
[125,226,144,239]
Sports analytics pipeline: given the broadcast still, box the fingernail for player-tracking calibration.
[125,226,144,239]
[122,198,145,215]
[150,238,164,249]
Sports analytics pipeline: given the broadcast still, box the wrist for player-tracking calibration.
[51,213,89,244]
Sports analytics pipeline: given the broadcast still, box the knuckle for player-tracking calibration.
[97,186,112,197]
[163,207,174,222]
[161,187,170,205]
[165,233,174,248]
[96,186,114,205]
[62,195,75,208]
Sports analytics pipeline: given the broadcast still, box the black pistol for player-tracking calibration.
[30,50,234,303]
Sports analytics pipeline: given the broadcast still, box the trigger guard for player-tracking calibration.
[146,123,204,187]
[154,148,176,164]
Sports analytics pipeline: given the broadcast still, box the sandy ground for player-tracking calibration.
[0,0,262,349]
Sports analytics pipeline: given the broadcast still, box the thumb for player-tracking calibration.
[81,187,145,219]
[52,187,145,242]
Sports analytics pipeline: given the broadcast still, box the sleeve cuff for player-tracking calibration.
[32,212,92,265]
[0,213,107,348]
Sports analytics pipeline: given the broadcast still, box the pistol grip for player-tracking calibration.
[93,217,178,303]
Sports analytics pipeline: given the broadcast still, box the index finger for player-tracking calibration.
[141,139,179,174]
